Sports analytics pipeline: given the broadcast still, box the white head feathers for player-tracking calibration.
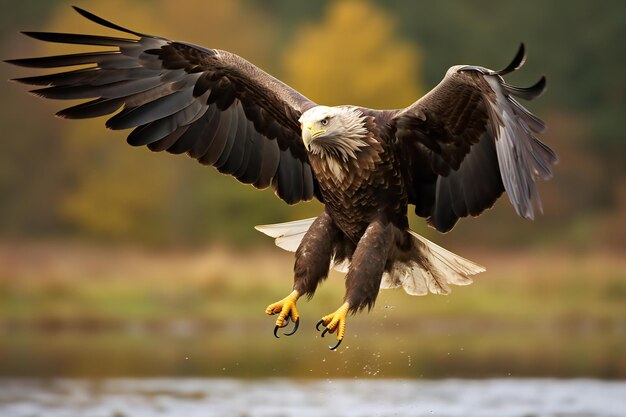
[299,106,369,161]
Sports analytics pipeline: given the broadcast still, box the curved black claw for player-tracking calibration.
[274,316,299,338]
[317,320,343,349]
[283,317,299,336]
[328,338,343,351]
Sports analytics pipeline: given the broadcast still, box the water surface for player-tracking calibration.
[1,378,624,417]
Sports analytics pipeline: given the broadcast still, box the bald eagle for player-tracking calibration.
[7,7,557,350]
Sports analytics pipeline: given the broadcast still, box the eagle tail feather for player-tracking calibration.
[256,218,485,296]
[380,231,484,296]
[255,217,316,252]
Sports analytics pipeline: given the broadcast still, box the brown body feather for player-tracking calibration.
[309,112,408,243]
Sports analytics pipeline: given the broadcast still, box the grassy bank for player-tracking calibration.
[0,241,624,378]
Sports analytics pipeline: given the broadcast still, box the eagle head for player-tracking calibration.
[299,106,369,160]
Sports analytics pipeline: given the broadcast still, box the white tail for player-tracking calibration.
[255,217,317,252]
[255,217,485,296]
[380,231,485,296]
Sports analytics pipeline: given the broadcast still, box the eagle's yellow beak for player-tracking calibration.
[302,124,326,151]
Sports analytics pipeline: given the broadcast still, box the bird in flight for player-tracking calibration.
[7,7,557,350]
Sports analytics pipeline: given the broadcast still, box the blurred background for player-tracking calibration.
[0,0,624,382]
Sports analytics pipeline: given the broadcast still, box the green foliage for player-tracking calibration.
[1,243,624,377]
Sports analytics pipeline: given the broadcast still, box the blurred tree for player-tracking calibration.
[281,0,422,109]
[158,0,276,68]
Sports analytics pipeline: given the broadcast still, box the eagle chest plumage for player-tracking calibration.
[308,117,408,243]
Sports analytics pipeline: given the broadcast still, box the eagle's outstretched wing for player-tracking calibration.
[392,44,557,232]
[7,7,320,204]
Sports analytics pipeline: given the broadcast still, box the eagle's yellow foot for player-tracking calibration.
[316,302,350,350]
[266,290,300,338]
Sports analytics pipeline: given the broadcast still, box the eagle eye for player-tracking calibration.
[320,118,329,126]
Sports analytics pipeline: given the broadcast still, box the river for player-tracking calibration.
[1,378,624,417]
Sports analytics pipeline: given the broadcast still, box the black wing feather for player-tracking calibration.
[496,43,526,76]
[394,44,557,232]
[237,131,265,185]
[7,7,320,206]
[214,104,240,170]
[71,6,147,37]
[186,108,220,158]
[147,126,189,153]
[56,97,126,119]
[7,52,122,68]
[22,31,138,47]
[200,105,233,166]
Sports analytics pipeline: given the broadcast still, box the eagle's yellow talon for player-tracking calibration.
[266,290,300,338]
[317,302,349,350]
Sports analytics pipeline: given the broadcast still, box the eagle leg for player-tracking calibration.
[316,221,393,350]
[316,302,350,350]
[265,290,301,338]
